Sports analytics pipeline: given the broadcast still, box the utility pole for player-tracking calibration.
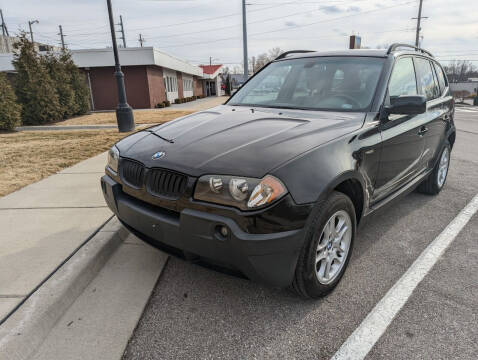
[117,15,126,48]
[252,56,255,74]
[242,0,248,82]
[58,25,66,50]
[138,33,145,47]
[28,19,39,43]
[413,0,427,47]
[209,56,212,66]
[107,0,135,132]
[1,9,9,36]
[1,9,9,52]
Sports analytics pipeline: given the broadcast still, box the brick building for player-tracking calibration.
[0,46,208,110]
[71,47,205,110]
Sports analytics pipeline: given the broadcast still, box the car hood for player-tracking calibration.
[117,105,365,178]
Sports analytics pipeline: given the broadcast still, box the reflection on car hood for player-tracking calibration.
[117,105,365,178]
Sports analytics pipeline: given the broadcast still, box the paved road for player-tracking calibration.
[123,109,478,360]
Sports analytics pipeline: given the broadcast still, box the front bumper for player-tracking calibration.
[101,175,306,287]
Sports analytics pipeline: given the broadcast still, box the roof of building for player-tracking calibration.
[72,47,203,76]
[0,47,204,77]
[200,64,222,75]
[199,64,223,79]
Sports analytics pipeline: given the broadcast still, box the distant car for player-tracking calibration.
[102,44,455,298]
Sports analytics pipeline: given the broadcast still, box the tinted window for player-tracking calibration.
[228,57,385,111]
[432,61,447,94]
[388,57,417,97]
[414,57,440,100]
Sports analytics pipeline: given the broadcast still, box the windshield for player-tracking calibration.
[228,56,385,111]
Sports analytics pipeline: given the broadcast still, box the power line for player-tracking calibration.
[159,0,415,49]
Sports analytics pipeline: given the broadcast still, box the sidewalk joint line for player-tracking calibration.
[0,295,25,299]
[331,193,478,360]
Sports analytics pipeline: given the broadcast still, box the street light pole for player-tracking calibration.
[106,0,135,132]
[242,0,248,82]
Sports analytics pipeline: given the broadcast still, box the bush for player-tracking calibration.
[156,102,165,108]
[60,52,90,115]
[12,34,62,125]
[0,73,22,130]
[174,98,180,104]
[41,52,76,119]
[164,100,170,107]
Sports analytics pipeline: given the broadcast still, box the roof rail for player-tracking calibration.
[387,43,434,57]
[275,50,315,60]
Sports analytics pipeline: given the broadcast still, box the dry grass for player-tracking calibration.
[49,96,229,126]
[53,110,194,126]
[0,130,130,197]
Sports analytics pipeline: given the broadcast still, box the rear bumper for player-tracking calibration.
[101,175,305,287]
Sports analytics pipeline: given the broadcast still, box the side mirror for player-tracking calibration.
[386,95,427,115]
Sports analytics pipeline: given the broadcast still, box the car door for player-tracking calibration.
[373,56,427,202]
[419,60,452,170]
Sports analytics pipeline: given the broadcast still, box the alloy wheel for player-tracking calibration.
[437,147,449,188]
[315,210,352,285]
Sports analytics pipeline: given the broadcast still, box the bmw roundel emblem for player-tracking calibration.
[152,151,166,160]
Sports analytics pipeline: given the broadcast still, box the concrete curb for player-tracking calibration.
[0,216,124,360]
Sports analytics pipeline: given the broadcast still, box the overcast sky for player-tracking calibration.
[1,0,477,67]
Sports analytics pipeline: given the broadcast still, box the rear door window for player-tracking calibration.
[388,57,418,97]
[432,61,447,94]
[414,57,440,100]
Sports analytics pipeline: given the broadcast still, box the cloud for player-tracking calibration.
[347,6,361,12]
[320,5,360,14]
[320,5,342,14]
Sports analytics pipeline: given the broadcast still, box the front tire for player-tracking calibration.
[291,191,356,299]
[417,142,451,195]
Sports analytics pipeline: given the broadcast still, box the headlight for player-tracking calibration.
[107,146,119,174]
[194,174,287,210]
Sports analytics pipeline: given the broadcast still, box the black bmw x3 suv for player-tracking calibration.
[101,44,455,298]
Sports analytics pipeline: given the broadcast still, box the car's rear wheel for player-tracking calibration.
[291,191,356,298]
[417,141,451,195]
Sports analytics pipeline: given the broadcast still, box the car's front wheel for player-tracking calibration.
[291,191,356,298]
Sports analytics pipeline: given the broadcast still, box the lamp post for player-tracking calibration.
[106,0,135,132]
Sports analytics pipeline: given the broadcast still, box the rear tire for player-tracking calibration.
[291,191,356,299]
[417,141,451,195]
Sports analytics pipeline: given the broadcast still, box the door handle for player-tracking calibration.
[418,126,428,136]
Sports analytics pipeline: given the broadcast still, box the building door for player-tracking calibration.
[163,69,178,102]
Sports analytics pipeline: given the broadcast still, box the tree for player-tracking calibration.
[41,52,76,119]
[225,74,231,96]
[60,51,90,115]
[12,33,62,125]
[443,60,476,83]
[0,73,22,130]
[250,47,283,72]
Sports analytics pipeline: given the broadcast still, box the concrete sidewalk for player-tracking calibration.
[0,151,167,360]
[0,152,111,321]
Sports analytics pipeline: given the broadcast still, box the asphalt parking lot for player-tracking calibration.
[123,108,478,360]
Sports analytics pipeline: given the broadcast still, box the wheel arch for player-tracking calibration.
[316,171,367,225]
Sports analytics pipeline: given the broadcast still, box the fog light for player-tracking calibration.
[220,226,229,237]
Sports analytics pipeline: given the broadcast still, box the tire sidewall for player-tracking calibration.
[301,192,356,297]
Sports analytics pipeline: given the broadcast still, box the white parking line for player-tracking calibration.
[456,108,478,113]
[331,193,478,360]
